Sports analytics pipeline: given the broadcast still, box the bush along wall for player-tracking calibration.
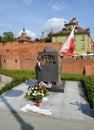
[82,76,94,108]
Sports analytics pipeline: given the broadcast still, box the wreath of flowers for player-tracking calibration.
[25,83,49,101]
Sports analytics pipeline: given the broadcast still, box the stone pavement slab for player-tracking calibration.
[0,79,93,121]
[0,109,94,130]
[0,74,12,84]
[0,74,12,89]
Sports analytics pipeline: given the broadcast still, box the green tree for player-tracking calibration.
[45,32,52,42]
[2,31,16,43]
[0,36,2,43]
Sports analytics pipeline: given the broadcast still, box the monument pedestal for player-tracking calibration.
[47,81,65,93]
[26,79,65,93]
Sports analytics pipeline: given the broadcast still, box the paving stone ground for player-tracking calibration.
[0,78,94,121]
[0,76,94,130]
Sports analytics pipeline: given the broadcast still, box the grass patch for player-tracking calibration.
[0,68,36,79]
[60,73,84,81]
[0,69,36,94]
[0,68,94,108]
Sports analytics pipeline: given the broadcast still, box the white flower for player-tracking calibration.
[28,91,30,95]
[34,91,36,93]
[42,93,44,96]
[32,87,34,90]
[41,90,44,93]
[32,93,36,96]
[37,92,40,95]
[35,87,37,90]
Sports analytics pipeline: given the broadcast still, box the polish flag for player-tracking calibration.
[60,27,75,56]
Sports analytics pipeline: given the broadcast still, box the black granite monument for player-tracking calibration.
[35,46,64,92]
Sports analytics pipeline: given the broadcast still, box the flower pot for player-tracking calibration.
[36,99,42,107]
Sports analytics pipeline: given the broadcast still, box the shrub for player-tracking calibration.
[82,76,94,108]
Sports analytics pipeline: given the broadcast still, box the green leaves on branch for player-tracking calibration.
[0,31,16,43]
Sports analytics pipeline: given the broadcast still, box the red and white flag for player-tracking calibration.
[60,27,75,56]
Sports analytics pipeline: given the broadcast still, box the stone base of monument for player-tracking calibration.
[47,81,65,93]
[26,79,65,93]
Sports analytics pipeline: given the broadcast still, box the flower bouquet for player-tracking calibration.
[25,83,49,106]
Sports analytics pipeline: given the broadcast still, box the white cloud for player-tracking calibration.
[18,29,37,40]
[42,18,67,33]
[24,0,32,6]
[52,1,68,11]
[52,4,61,11]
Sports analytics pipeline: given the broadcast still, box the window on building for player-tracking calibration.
[4,59,6,63]
[15,59,17,63]
[74,36,76,41]
[81,43,85,49]
[75,28,78,32]
[81,35,85,41]
[6,49,10,52]
[62,28,66,33]
[54,37,58,42]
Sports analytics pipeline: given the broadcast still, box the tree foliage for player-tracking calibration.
[0,31,16,43]
[0,36,2,43]
[45,32,52,42]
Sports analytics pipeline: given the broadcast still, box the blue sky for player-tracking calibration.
[0,0,94,40]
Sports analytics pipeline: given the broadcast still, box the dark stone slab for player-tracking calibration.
[25,79,65,93]
[47,81,65,93]
[25,79,38,86]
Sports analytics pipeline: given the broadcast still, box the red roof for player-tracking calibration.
[52,18,90,35]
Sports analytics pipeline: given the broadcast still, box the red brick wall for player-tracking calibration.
[0,42,94,75]
[0,42,62,70]
[62,58,94,74]
[1,55,21,69]
[0,42,62,56]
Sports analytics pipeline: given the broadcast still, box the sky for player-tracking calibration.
[0,0,94,40]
